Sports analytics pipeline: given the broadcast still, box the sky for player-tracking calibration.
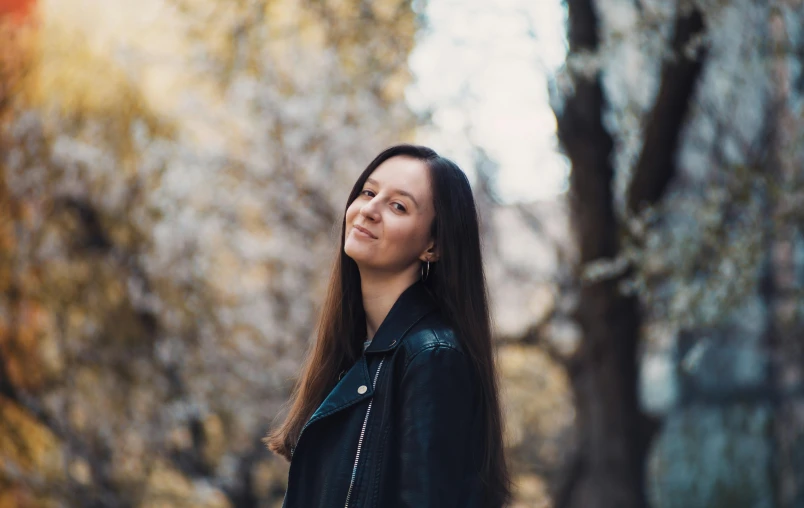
[407,0,569,203]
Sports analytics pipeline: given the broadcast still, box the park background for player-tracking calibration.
[1,0,803,506]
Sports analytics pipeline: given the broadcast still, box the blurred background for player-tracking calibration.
[0,0,803,506]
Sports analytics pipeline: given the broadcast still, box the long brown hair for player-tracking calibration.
[265,144,512,507]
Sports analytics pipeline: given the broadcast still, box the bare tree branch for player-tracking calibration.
[627,7,707,214]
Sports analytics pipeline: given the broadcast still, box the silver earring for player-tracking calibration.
[421,260,430,281]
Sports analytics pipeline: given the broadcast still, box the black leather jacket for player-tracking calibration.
[282,281,485,507]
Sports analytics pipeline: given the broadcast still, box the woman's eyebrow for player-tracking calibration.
[365,178,420,209]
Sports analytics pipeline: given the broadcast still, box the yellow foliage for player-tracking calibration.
[140,460,232,508]
[250,458,289,500]
[0,301,47,391]
[511,473,552,508]
[499,344,574,461]
[370,0,403,22]
[25,26,132,117]
[0,486,35,508]
[0,396,63,481]
[0,17,35,113]
[0,0,422,505]
[201,413,226,469]
[6,1,175,177]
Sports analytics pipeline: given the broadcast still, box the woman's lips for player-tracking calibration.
[353,224,377,239]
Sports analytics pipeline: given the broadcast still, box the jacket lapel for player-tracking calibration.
[308,354,374,424]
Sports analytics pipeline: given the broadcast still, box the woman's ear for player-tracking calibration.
[419,242,439,262]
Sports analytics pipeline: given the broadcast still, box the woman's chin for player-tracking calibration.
[344,244,371,264]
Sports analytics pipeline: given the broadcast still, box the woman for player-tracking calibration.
[265,144,512,507]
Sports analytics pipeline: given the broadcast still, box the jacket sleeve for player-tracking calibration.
[397,344,476,508]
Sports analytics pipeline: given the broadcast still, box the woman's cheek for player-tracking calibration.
[392,221,419,250]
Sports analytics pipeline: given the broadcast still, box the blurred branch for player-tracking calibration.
[54,197,113,252]
[496,306,583,376]
[221,433,273,507]
[626,7,707,214]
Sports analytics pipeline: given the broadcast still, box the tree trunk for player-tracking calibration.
[552,2,647,507]
[552,1,706,507]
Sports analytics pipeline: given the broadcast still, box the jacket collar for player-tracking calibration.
[364,280,437,354]
[304,281,436,428]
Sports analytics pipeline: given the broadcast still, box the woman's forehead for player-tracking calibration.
[367,157,432,201]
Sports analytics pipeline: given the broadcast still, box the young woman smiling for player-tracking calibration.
[266,144,512,507]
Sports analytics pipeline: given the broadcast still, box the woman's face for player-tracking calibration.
[344,156,436,273]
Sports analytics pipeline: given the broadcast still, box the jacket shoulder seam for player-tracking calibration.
[403,342,464,371]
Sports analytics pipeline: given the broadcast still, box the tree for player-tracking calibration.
[0,0,421,505]
[550,0,803,506]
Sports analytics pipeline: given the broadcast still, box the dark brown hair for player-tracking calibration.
[265,144,512,507]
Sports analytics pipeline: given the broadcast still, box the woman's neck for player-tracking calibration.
[359,267,419,340]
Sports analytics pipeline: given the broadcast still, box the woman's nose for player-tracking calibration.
[360,198,380,221]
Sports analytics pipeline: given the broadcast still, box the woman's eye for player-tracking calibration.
[392,203,407,212]
[361,189,375,197]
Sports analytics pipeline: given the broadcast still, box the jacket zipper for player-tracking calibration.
[344,357,385,508]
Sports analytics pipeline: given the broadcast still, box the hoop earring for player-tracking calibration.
[420,260,430,281]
